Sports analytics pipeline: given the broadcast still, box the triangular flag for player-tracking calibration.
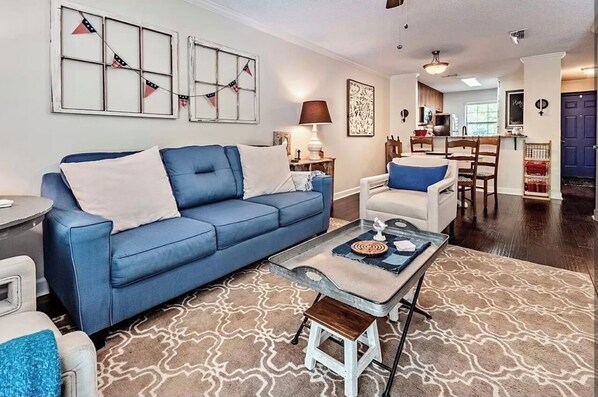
[242,63,252,77]
[228,80,240,93]
[111,54,127,68]
[144,80,158,97]
[72,17,97,35]
[179,95,189,108]
[205,92,217,107]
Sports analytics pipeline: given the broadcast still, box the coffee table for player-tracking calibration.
[268,218,448,397]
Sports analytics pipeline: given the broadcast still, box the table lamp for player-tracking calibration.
[299,100,332,160]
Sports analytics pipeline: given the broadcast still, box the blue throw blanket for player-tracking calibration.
[332,230,431,274]
[0,329,61,397]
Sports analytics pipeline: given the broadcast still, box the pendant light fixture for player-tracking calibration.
[423,50,449,75]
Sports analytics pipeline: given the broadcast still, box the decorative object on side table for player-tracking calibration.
[347,79,375,137]
[273,131,292,156]
[299,100,332,161]
[351,240,388,257]
[506,90,524,128]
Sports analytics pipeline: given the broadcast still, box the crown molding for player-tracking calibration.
[182,0,389,78]
[520,52,566,63]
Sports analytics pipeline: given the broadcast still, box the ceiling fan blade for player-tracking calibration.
[386,0,405,9]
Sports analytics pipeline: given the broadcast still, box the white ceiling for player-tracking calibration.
[189,0,595,92]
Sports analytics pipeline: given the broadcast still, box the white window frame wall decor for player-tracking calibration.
[188,37,259,123]
[50,0,179,118]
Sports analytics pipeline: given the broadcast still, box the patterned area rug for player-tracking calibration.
[53,224,595,397]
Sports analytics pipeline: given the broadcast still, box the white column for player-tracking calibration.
[390,73,419,144]
[521,52,566,200]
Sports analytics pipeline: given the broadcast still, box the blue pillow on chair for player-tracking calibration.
[388,162,448,192]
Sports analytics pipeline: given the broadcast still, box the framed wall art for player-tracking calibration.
[505,89,524,128]
[188,37,259,123]
[273,131,291,156]
[50,0,179,118]
[347,79,375,137]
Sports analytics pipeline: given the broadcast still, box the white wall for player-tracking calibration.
[389,73,419,143]
[497,71,525,195]
[442,89,498,132]
[0,0,389,285]
[561,78,596,93]
[522,52,565,200]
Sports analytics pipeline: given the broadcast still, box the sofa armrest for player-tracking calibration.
[57,331,98,397]
[311,175,333,231]
[0,256,36,317]
[359,174,389,219]
[43,208,113,335]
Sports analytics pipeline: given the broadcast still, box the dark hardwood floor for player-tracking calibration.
[332,186,597,291]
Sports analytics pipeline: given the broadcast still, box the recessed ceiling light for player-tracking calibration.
[461,78,482,87]
[581,67,597,76]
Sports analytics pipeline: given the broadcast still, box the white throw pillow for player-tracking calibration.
[60,146,180,233]
[237,144,296,199]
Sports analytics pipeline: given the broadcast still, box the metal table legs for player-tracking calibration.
[381,274,426,397]
[291,292,321,345]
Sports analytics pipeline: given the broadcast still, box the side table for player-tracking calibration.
[289,157,336,207]
[0,196,53,241]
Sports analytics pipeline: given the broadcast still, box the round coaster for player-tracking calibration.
[351,240,388,257]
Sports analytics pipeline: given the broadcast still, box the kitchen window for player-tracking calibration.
[465,102,498,136]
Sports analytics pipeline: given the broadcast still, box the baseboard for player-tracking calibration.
[496,187,523,196]
[334,187,359,201]
[36,277,49,297]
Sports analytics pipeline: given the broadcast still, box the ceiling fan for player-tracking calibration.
[386,0,405,8]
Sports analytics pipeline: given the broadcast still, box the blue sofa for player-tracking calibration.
[41,145,332,344]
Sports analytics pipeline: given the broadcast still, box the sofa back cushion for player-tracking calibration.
[161,145,237,209]
[224,146,244,198]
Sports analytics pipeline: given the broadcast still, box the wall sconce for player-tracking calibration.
[535,99,549,116]
[400,109,409,122]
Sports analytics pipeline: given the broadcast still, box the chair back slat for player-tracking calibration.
[385,138,402,163]
[410,136,434,153]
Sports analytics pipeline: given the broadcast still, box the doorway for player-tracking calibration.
[561,91,596,180]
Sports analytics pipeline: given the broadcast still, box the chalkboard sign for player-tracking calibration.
[506,90,524,128]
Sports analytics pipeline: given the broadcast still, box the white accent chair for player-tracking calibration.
[0,256,98,397]
[359,156,458,234]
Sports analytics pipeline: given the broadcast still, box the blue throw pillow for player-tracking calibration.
[0,330,61,397]
[388,162,448,192]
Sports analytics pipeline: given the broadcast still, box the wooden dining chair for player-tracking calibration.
[410,136,434,153]
[476,137,501,210]
[445,138,480,220]
[385,136,402,163]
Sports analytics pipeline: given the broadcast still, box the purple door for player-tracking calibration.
[561,92,596,178]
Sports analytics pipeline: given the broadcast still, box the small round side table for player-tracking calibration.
[0,196,53,241]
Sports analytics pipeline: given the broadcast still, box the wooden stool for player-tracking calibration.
[304,297,381,397]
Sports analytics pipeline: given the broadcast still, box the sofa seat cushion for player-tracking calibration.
[247,192,324,226]
[181,200,279,250]
[367,189,428,221]
[111,218,216,287]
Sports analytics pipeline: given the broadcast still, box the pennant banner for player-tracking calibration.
[205,92,217,107]
[178,95,189,108]
[111,54,127,68]
[144,80,159,98]
[72,17,96,35]
[228,80,240,93]
[243,63,252,77]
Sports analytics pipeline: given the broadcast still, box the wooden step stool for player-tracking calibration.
[304,297,381,397]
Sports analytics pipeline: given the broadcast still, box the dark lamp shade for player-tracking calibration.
[299,100,332,125]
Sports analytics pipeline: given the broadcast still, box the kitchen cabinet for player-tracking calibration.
[418,82,444,114]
